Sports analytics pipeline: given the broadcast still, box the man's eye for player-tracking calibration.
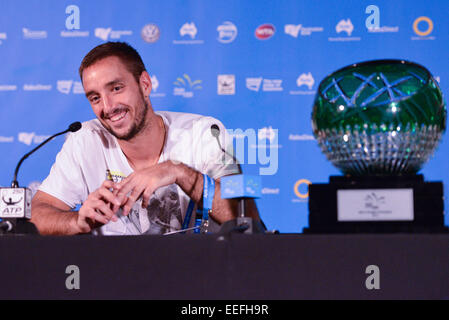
[113,86,122,92]
[90,96,100,103]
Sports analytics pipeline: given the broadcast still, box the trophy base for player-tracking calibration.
[303,174,449,234]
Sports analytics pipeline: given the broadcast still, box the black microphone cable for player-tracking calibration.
[12,121,82,188]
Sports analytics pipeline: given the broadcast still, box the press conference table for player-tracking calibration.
[1,233,449,300]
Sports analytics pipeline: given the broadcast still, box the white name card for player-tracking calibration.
[337,189,414,222]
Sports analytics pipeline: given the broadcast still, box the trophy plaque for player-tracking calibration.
[304,60,447,233]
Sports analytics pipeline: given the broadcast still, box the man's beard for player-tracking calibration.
[102,93,149,141]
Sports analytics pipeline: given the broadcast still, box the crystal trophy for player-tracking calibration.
[304,59,447,233]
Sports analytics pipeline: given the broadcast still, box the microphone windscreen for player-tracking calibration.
[68,121,82,132]
[210,124,220,137]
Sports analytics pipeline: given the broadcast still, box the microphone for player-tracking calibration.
[12,121,82,188]
[210,124,267,234]
[210,124,241,173]
[0,121,82,235]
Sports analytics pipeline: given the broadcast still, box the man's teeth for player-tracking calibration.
[110,111,127,122]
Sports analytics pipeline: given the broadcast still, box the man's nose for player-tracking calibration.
[102,94,114,114]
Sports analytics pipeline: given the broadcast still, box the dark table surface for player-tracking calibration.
[1,233,448,299]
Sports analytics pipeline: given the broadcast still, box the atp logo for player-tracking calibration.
[2,195,22,206]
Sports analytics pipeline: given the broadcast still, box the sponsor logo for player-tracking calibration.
[95,28,111,40]
[217,74,235,95]
[18,132,51,145]
[246,77,263,92]
[180,22,197,38]
[0,136,14,143]
[22,28,47,39]
[412,16,435,40]
[255,24,275,40]
[57,80,84,94]
[263,79,283,91]
[150,75,166,98]
[217,21,238,43]
[61,6,89,38]
[290,73,316,95]
[367,26,399,33]
[364,192,385,210]
[262,188,280,195]
[94,28,132,41]
[0,85,17,91]
[293,179,311,202]
[173,74,202,98]
[141,23,160,43]
[288,134,315,141]
[284,24,323,37]
[0,32,6,44]
[246,77,283,92]
[336,19,354,36]
[365,6,399,34]
[60,30,89,37]
[23,84,52,91]
[173,22,204,44]
[328,19,361,42]
[297,73,314,89]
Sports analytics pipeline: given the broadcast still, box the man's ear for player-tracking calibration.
[139,71,152,96]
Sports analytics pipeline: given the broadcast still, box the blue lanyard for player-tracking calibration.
[202,174,215,220]
[182,199,195,230]
[182,174,215,233]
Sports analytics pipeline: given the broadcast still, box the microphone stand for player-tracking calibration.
[210,124,270,235]
[1,122,81,235]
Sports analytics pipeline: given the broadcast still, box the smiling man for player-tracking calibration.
[31,41,260,235]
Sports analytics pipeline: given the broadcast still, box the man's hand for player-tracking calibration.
[77,180,122,233]
[113,161,179,216]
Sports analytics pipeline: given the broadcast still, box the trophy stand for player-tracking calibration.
[303,174,448,233]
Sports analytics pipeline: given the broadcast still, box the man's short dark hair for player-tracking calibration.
[79,42,146,84]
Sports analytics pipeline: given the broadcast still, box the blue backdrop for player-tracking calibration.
[0,0,447,232]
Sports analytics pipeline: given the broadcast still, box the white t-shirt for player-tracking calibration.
[39,111,239,235]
